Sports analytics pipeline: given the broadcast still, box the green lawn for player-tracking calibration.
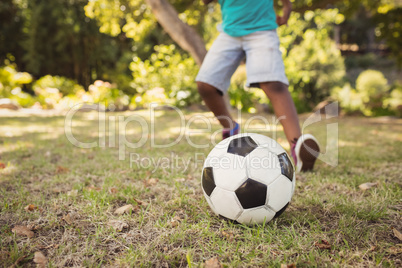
[0,109,401,267]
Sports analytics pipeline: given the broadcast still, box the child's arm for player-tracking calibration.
[276,0,292,26]
[202,0,215,5]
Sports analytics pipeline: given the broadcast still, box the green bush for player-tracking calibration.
[0,59,36,108]
[280,10,346,112]
[229,65,268,113]
[88,80,129,110]
[8,88,36,108]
[332,70,400,117]
[130,44,201,108]
[331,83,364,114]
[355,69,389,116]
[0,60,32,98]
[33,75,83,96]
[384,83,402,117]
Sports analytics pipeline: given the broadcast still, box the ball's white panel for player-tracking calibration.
[212,154,248,192]
[210,187,243,220]
[204,192,219,215]
[246,147,282,185]
[236,206,275,225]
[244,133,287,155]
[204,138,231,165]
[267,176,293,212]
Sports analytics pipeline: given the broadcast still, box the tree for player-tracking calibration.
[143,0,207,65]
[0,0,134,89]
[85,0,209,65]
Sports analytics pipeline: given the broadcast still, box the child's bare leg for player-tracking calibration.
[197,82,236,129]
[259,82,301,145]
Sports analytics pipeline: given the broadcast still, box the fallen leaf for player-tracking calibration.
[26,223,39,231]
[62,214,73,224]
[12,226,34,238]
[387,246,402,254]
[221,230,234,241]
[67,189,78,196]
[108,220,128,231]
[205,257,222,268]
[0,162,6,169]
[52,187,64,193]
[315,239,331,250]
[144,178,159,187]
[56,166,69,174]
[109,187,118,194]
[24,204,37,212]
[86,185,101,191]
[114,204,135,215]
[33,251,47,268]
[170,216,181,227]
[359,182,378,191]
[281,264,296,268]
[392,227,402,241]
[132,197,146,206]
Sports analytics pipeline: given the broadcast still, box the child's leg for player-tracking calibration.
[260,81,320,171]
[259,81,301,146]
[197,81,237,129]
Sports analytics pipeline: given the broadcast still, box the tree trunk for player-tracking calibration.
[144,0,207,66]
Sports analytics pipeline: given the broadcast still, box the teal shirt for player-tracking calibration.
[218,0,277,37]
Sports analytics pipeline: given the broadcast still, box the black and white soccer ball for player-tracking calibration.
[201,133,295,225]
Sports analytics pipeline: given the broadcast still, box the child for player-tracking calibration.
[196,0,320,172]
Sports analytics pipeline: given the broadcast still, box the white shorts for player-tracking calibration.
[196,30,288,94]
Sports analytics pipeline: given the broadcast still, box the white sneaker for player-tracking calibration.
[292,134,320,172]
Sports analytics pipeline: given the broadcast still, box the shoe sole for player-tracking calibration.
[296,135,320,172]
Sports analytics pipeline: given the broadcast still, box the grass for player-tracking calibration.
[0,109,401,267]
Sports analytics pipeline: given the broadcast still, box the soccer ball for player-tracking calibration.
[201,133,295,225]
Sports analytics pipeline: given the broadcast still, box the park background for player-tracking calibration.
[1,0,402,267]
[0,0,401,116]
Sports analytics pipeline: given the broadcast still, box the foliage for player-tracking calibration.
[356,70,388,104]
[0,0,25,67]
[0,60,32,98]
[1,0,400,114]
[279,9,346,112]
[332,69,400,116]
[130,45,201,108]
[374,8,402,68]
[384,84,402,117]
[0,59,35,108]
[33,75,84,96]
[88,80,130,110]
[229,65,268,113]
[0,0,132,90]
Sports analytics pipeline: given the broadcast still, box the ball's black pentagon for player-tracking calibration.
[235,179,267,209]
[278,153,294,181]
[274,202,289,218]
[227,136,258,157]
[202,167,215,196]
